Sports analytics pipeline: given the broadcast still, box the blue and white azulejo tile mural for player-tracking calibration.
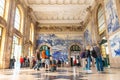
[110,32,120,57]
[84,29,92,46]
[104,0,120,34]
[36,34,83,61]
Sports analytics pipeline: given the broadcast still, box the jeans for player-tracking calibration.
[95,56,104,71]
[86,57,91,70]
[33,60,41,70]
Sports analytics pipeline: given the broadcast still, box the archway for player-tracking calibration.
[70,44,81,67]
[37,43,51,59]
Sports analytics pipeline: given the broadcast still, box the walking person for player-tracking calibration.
[34,50,41,70]
[41,50,46,68]
[45,47,50,71]
[93,43,104,72]
[10,56,16,69]
[85,45,92,73]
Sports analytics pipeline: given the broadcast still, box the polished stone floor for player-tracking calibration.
[0,67,120,80]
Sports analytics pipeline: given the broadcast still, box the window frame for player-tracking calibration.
[11,35,20,58]
[14,7,21,31]
[97,6,106,34]
[0,0,5,17]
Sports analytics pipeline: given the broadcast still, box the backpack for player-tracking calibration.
[80,51,86,58]
[92,49,97,58]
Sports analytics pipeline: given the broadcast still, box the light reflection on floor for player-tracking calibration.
[0,67,120,80]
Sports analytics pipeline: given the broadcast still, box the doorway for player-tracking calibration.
[39,45,50,58]
[100,37,110,67]
[70,45,81,66]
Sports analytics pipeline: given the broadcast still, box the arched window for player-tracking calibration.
[97,6,106,34]
[0,0,5,17]
[14,7,21,30]
[70,45,80,51]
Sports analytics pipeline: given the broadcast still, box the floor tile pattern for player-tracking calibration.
[0,67,120,80]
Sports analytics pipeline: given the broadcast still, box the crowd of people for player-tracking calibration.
[80,43,104,73]
[9,43,105,73]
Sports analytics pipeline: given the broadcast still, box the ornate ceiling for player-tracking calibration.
[24,0,95,32]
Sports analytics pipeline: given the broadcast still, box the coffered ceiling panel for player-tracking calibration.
[24,0,95,31]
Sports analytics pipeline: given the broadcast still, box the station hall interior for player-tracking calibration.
[0,0,120,80]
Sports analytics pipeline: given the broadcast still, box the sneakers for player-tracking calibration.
[87,70,92,73]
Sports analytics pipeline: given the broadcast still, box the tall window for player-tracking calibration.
[14,7,21,31]
[97,6,106,34]
[0,0,5,17]
[11,36,20,58]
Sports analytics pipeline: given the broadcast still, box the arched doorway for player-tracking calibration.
[38,45,50,59]
[40,45,50,52]
[70,45,81,66]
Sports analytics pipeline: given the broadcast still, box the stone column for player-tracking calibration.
[1,0,16,69]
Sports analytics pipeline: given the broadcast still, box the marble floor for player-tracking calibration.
[0,67,120,80]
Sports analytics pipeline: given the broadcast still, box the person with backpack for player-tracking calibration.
[93,43,104,72]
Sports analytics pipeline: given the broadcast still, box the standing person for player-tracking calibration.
[45,47,50,71]
[76,58,79,67]
[90,46,95,67]
[10,56,16,69]
[41,50,46,68]
[93,43,104,72]
[85,45,92,73]
[74,58,76,66]
[80,49,86,70]
[20,56,24,68]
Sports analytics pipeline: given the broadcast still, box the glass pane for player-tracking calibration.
[0,7,4,16]
[98,7,105,32]
[13,36,19,44]
[0,27,2,36]
[11,36,20,57]
[14,7,21,30]
[0,0,5,17]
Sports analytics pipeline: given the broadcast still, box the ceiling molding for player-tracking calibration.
[36,25,84,32]
[27,0,93,5]
[22,0,95,32]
